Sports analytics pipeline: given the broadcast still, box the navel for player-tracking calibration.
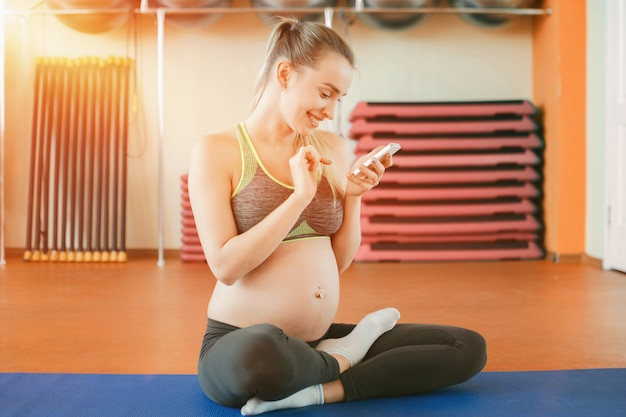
[315,286,325,299]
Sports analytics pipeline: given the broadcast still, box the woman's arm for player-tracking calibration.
[329,137,392,273]
[331,193,363,273]
[187,133,324,285]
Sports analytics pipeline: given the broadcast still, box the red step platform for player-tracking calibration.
[355,240,544,262]
[360,213,542,235]
[355,132,543,152]
[349,100,545,262]
[360,231,541,244]
[180,174,205,263]
[360,148,541,168]
[361,197,538,217]
[349,115,537,139]
[380,165,540,184]
[362,181,541,201]
[349,100,537,121]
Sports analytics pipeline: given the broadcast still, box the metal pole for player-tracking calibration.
[0,2,5,265]
[156,8,165,267]
[324,6,333,28]
[118,58,130,263]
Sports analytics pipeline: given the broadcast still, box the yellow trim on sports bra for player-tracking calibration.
[231,126,247,198]
[282,236,330,243]
[237,122,294,190]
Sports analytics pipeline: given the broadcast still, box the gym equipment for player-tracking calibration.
[349,99,545,262]
[3,369,625,417]
[450,0,537,29]
[46,0,141,34]
[347,0,440,31]
[24,57,132,262]
[149,0,232,29]
[180,174,205,262]
[250,0,340,27]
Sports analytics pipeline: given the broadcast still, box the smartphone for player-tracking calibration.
[351,142,402,176]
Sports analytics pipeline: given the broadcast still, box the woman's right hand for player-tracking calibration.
[289,145,331,203]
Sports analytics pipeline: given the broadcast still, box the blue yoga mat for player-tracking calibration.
[1,369,625,417]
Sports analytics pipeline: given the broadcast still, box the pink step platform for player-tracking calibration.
[349,115,537,138]
[360,213,541,235]
[358,231,544,261]
[360,231,541,244]
[349,100,537,121]
[380,166,540,184]
[349,100,545,262]
[355,240,544,261]
[180,174,205,263]
[355,132,543,152]
[361,197,538,217]
[360,149,541,168]
[362,181,540,201]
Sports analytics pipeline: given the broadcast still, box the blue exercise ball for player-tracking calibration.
[450,0,537,28]
[250,0,340,27]
[347,0,440,31]
[46,0,141,34]
[150,0,232,29]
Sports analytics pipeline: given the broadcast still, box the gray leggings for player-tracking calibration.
[197,318,487,408]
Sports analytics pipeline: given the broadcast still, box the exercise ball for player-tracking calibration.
[347,0,439,31]
[250,0,339,27]
[150,0,232,29]
[46,0,141,34]
[450,0,537,28]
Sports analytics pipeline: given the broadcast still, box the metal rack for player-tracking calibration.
[2,6,551,17]
[0,3,551,266]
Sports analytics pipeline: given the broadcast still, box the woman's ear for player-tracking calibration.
[276,60,291,90]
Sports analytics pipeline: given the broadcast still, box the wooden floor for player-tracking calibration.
[1,252,625,375]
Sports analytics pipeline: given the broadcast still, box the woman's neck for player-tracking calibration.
[244,108,296,148]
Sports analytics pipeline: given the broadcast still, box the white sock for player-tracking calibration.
[316,307,400,366]
[240,384,323,416]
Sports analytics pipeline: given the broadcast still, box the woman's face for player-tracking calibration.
[280,53,354,136]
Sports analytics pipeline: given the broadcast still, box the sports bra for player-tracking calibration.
[231,122,343,242]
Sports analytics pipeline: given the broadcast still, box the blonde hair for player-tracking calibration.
[251,17,355,201]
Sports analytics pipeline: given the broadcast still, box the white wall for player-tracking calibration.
[3,2,534,251]
[585,1,607,260]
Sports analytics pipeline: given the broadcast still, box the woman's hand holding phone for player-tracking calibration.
[351,143,401,176]
[346,142,401,196]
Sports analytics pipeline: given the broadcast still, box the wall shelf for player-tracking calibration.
[2,6,551,18]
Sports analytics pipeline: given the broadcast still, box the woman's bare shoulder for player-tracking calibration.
[193,128,239,156]
[189,127,241,184]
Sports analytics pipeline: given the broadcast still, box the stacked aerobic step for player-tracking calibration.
[180,174,206,263]
[348,100,545,262]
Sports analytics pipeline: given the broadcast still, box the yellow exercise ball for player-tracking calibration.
[46,0,141,34]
